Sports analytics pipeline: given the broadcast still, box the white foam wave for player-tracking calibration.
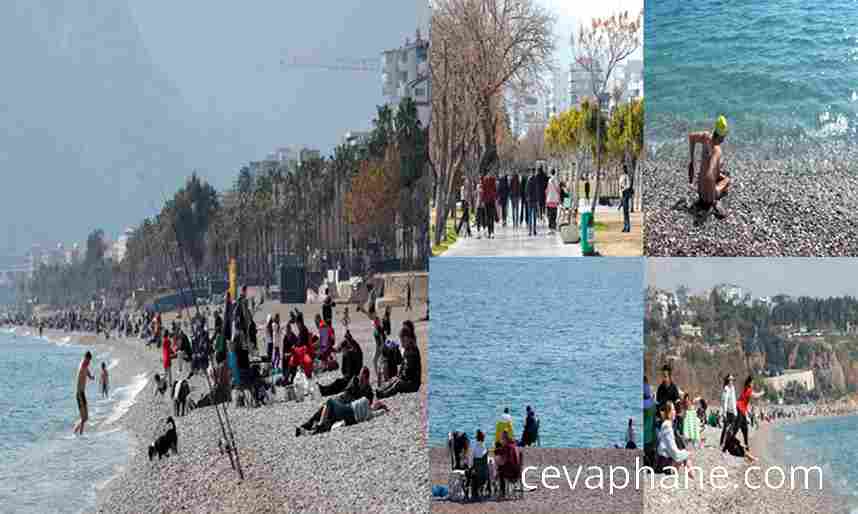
[107,358,119,371]
[102,373,148,426]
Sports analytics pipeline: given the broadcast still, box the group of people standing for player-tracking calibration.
[457,166,566,238]
[643,365,760,477]
[449,406,538,502]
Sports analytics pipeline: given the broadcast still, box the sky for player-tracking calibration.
[0,1,426,255]
[538,0,644,69]
[647,258,858,299]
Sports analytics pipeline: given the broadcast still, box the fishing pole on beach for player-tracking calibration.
[148,188,245,480]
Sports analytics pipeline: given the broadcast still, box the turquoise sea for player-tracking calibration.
[778,415,858,510]
[646,0,858,142]
[0,329,145,514]
[428,258,644,448]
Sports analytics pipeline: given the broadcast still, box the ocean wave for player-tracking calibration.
[102,373,148,427]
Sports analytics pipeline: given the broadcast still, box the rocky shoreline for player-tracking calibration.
[643,141,858,256]
[76,303,429,514]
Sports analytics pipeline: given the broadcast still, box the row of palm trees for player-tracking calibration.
[22,99,429,308]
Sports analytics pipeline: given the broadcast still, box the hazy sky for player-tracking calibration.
[539,0,644,68]
[647,258,858,298]
[1,1,426,254]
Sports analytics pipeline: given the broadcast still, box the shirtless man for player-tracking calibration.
[73,351,95,435]
[688,115,731,217]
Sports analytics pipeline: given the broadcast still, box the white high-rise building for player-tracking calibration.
[381,30,430,128]
[549,68,570,116]
[112,228,133,264]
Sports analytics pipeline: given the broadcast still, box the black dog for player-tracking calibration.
[148,417,178,460]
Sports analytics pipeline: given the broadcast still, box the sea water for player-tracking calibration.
[777,415,858,510]
[428,258,643,448]
[646,0,858,142]
[0,329,144,514]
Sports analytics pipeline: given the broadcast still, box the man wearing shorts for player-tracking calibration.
[73,351,95,435]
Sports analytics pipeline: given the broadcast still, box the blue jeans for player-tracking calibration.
[527,205,538,235]
[622,190,631,232]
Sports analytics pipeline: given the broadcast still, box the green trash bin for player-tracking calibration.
[580,211,596,255]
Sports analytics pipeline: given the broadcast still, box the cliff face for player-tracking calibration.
[644,338,749,406]
[645,335,858,405]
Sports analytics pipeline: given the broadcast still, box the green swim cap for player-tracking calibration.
[714,115,728,137]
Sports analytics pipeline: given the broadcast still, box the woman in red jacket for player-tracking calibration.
[734,375,758,451]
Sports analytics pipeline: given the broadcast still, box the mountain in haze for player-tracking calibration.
[0,0,219,253]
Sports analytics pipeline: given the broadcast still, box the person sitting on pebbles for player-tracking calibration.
[295,367,387,436]
[687,115,731,218]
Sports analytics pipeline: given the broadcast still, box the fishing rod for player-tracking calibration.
[148,189,245,480]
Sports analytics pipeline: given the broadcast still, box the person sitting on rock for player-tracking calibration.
[687,115,731,218]
[376,321,421,399]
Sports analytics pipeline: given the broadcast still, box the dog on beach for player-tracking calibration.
[153,373,168,396]
[172,375,194,417]
[148,417,178,460]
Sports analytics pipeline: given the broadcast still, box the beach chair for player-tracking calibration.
[447,432,468,502]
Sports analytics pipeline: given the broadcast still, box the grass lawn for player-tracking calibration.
[431,208,461,256]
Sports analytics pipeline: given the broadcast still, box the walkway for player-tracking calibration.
[442,217,583,257]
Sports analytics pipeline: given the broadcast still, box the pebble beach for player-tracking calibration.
[83,302,429,514]
[643,141,858,256]
[643,421,848,514]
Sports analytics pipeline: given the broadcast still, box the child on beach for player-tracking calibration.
[656,402,693,478]
[99,362,109,398]
[681,393,701,449]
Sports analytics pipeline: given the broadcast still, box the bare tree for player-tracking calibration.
[429,8,481,247]
[576,10,642,213]
[433,0,555,174]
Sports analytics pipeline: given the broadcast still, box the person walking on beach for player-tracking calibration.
[99,362,109,398]
[688,115,731,217]
[405,278,412,312]
[162,332,173,388]
[719,374,737,450]
[734,375,762,451]
[72,351,95,435]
